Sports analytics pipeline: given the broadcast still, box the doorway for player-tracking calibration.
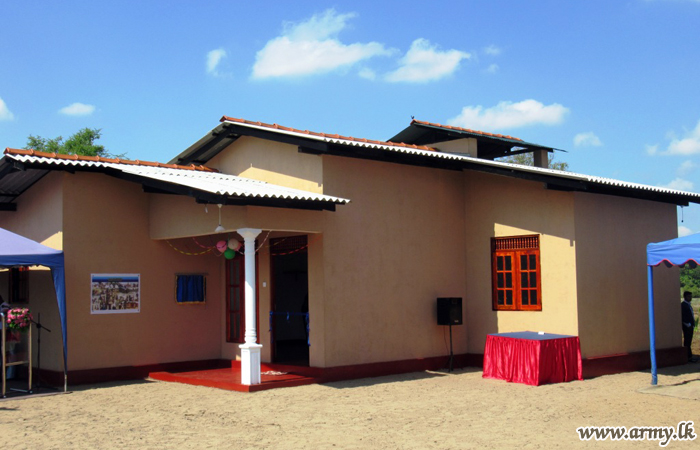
[270,236,309,365]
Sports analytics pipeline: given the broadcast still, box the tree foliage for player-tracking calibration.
[26,128,125,158]
[499,152,569,171]
[680,264,700,298]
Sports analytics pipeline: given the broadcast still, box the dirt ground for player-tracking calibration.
[1,363,698,450]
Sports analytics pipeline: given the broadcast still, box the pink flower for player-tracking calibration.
[6,307,32,331]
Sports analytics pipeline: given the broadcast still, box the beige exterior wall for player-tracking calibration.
[148,193,329,365]
[151,138,681,367]
[56,173,223,371]
[320,155,468,367]
[431,138,478,157]
[149,196,327,240]
[0,171,64,248]
[155,143,469,368]
[0,135,685,373]
[0,172,66,370]
[207,136,324,194]
[573,193,679,357]
[463,171,579,353]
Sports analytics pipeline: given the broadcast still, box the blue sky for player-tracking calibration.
[2,0,700,235]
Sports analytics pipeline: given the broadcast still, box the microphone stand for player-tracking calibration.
[31,313,56,391]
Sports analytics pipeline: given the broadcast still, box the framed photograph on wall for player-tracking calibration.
[91,273,140,314]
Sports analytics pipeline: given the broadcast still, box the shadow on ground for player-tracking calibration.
[321,367,482,390]
[637,362,700,400]
[0,378,156,402]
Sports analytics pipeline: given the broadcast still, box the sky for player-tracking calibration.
[1,0,700,235]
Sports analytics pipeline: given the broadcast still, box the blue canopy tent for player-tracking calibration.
[0,227,67,391]
[646,232,700,385]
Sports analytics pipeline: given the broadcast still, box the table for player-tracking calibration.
[482,331,582,386]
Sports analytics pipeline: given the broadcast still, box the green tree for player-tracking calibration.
[26,128,125,158]
[680,264,700,298]
[499,152,569,171]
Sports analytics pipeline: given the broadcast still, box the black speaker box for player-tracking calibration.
[437,297,462,326]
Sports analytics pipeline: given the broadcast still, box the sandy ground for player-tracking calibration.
[0,364,698,450]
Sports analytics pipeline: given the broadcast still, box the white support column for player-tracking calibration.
[237,228,262,385]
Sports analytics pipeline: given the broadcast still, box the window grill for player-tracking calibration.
[270,235,308,255]
[492,235,539,251]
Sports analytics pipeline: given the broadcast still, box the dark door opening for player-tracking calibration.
[270,236,309,366]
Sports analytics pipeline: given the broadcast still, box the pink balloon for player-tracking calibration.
[216,240,228,252]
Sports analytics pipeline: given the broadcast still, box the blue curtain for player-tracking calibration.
[176,275,205,303]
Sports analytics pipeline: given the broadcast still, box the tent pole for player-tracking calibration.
[647,265,657,385]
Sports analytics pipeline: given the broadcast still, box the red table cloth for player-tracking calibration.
[482,331,582,386]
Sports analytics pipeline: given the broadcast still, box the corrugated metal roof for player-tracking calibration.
[5,148,216,172]
[218,118,700,201]
[220,116,436,152]
[390,119,558,153]
[409,119,525,142]
[119,165,349,203]
[456,154,700,199]
[219,118,450,154]
[0,169,42,203]
[3,153,350,205]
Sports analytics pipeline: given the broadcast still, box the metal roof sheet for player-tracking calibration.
[4,153,350,205]
[219,119,447,154]
[389,119,558,153]
[219,119,700,201]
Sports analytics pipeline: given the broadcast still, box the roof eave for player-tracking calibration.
[0,155,349,212]
[391,121,556,154]
[168,123,239,166]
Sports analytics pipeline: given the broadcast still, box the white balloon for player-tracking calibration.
[228,239,241,251]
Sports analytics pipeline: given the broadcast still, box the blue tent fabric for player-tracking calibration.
[647,232,700,267]
[0,227,67,389]
[646,232,700,385]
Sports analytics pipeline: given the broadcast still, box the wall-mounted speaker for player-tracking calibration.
[437,297,462,326]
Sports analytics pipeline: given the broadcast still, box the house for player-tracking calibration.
[0,116,697,385]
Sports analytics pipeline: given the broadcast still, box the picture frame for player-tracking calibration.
[90,273,140,314]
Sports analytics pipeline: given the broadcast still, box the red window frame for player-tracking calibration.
[225,253,259,343]
[491,235,542,311]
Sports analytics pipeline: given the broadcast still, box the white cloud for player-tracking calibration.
[0,97,14,121]
[358,68,376,80]
[207,48,227,75]
[59,102,95,116]
[573,132,603,147]
[484,45,501,56]
[679,225,693,237]
[659,177,694,191]
[252,9,390,79]
[677,160,696,176]
[447,99,569,131]
[385,39,470,83]
[663,120,700,155]
[646,144,659,155]
[486,64,499,74]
